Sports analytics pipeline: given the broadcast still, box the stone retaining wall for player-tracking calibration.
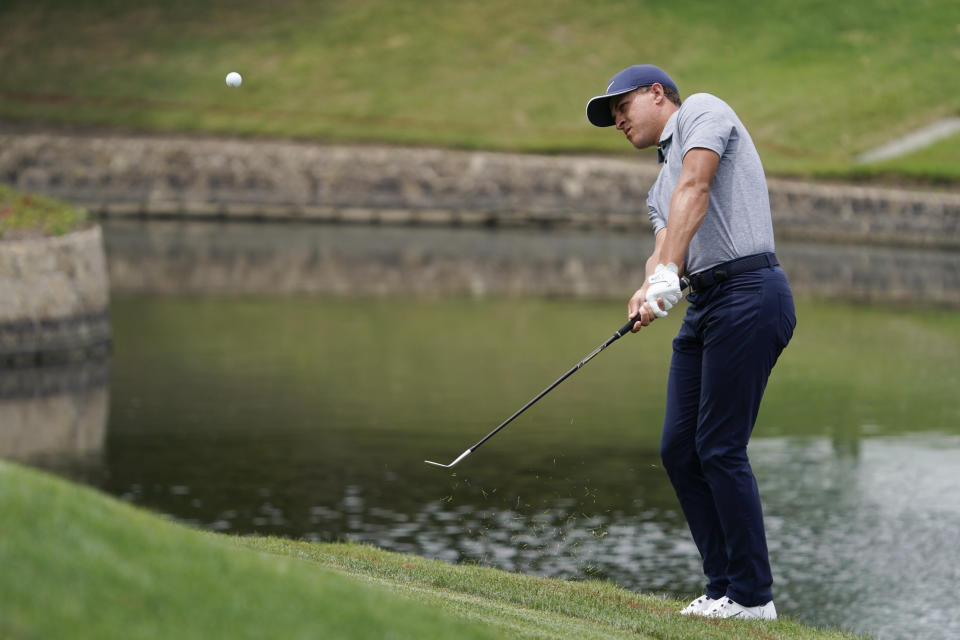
[2,129,958,306]
[0,226,111,363]
[2,130,959,249]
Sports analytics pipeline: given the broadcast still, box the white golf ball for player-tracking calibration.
[225,72,242,88]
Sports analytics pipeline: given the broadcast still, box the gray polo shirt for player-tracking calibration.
[646,93,774,275]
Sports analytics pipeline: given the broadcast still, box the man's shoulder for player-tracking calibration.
[675,93,740,139]
[680,92,733,115]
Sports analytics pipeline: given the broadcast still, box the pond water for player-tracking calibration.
[14,295,960,639]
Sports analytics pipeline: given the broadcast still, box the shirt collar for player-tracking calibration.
[657,111,678,163]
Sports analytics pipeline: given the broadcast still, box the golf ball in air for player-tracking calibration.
[225,72,242,87]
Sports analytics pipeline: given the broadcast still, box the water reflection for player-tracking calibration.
[0,359,109,476]
[101,219,960,305]
[758,435,960,640]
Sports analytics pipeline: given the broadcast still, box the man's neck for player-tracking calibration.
[654,103,680,143]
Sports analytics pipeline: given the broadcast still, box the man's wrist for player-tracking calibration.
[659,262,679,274]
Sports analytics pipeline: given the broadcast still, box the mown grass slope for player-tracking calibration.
[1,0,958,180]
[0,461,498,640]
[0,461,863,639]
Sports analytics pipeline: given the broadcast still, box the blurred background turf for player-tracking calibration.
[2,0,958,181]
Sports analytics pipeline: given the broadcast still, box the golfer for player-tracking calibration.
[586,65,796,620]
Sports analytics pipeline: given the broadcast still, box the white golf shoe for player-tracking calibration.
[704,596,777,620]
[679,595,717,616]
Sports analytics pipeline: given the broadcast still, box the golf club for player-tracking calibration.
[425,277,690,469]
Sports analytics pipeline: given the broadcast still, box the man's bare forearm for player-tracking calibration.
[647,228,666,275]
[658,148,719,274]
[659,180,710,274]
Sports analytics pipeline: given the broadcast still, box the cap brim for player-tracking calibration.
[585,88,633,127]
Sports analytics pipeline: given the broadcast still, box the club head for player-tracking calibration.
[424,448,473,469]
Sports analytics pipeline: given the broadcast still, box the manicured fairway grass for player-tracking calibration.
[1,461,863,639]
[1,0,958,180]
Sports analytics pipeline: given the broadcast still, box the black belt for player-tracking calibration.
[687,252,778,292]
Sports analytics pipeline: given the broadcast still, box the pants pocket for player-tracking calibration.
[777,292,797,349]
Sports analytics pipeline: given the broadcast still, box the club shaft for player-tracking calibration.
[469,275,689,453]
[427,276,688,468]
[468,331,622,452]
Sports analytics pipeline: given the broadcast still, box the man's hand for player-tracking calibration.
[627,287,657,332]
[645,263,682,318]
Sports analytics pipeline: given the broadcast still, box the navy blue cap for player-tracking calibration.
[586,64,678,127]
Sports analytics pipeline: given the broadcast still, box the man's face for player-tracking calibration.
[610,87,659,150]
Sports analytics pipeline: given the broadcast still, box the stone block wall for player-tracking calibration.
[1,129,958,305]
[2,130,958,248]
[0,226,111,363]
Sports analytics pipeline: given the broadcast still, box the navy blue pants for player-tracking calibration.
[660,264,795,606]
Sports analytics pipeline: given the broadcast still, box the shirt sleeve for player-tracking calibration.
[677,94,737,159]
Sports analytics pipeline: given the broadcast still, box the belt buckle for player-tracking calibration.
[689,273,704,292]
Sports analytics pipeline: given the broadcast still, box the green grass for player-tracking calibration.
[0,460,498,640]
[1,0,958,181]
[0,183,89,239]
[0,460,862,639]
[839,131,960,186]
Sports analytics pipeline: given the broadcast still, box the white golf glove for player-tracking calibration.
[645,263,682,318]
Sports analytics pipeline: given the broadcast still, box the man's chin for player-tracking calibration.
[626,133,651,150]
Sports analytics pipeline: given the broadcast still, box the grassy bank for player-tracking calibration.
[1,0,958,181]
[0,184,88,239]
[0,460,497,640]
[0,461,861,639]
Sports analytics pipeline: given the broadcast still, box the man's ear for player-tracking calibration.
[650,83,665,104]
